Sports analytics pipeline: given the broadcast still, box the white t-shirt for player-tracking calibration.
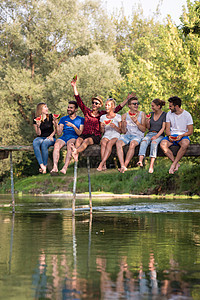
[126,111,144,138]
[166,110,193,135]
[100,113,122,140]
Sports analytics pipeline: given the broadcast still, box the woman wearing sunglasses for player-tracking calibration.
[70,78,133,161]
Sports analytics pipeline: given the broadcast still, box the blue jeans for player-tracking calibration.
[33,137,55,166]
[138,132,163,158]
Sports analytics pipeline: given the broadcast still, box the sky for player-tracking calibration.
[102,0,188,25]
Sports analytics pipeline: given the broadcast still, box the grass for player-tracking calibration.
[0,159,200,197]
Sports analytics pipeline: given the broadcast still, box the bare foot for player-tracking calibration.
[72,150,78,162]
[137,161,143,167]
[169,164,175,174]
[148,167,154,174]
[174,163,180,172]
[97,165,103,171]
[70,143,76,151]
[102,164,107,171]
[51,167,58,173]
[70,143,79,161]
[121,166,127,173]
[60,168,67,174]
[40,165,46,174]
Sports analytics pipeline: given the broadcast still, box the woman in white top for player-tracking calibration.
[97,98,122,171]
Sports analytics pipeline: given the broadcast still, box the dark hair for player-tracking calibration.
[168,96,182,107]
[152,98,165,108]
[128,96,138,105]
[69,100,78,109]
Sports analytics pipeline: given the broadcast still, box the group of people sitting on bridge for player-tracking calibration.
[33,77,193,176]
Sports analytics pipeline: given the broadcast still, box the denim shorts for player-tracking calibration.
[118,134,142,145]
[58,135,77,144]
[162,135,190,145]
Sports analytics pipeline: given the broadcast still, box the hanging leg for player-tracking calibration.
[87,157,92,214]
[72,160,78,216]
[10,152,15,214]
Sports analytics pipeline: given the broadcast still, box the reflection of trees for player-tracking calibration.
[2,211,200,298]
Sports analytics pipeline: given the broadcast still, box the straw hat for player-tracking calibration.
[91,95,104,106]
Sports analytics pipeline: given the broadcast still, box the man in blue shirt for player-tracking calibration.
[51,101,84,175]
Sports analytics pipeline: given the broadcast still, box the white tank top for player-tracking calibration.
[126,111,144,138]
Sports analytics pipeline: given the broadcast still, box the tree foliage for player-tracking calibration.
[116,4,200,142]
[0,0,199,178]
[0,0,120,176]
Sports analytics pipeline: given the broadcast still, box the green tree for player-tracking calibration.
[0,0,121,177]
[117,7,200,142]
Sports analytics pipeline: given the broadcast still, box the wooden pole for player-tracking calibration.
[87,157,92,214]
[72,161,78,216]
[8,213,15,274]
[10,152,15,214]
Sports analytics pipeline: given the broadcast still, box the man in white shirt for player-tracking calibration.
[160,96,193,174]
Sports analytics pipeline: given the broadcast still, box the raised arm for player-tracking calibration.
[114,92,137,113]
[71,79,78,96]
[120,92,137,108]
[71,78,88,114]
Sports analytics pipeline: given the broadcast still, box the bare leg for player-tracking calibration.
[160,140,174,161]
[60,138,76,174]
[148,157,155,173]
[100,138,109,171]
[137,155,144,167]
[51,139,65,173]
[39,164,46,174]
[97,138,118,171]
[170,139,190,173]
[160,140,177,174]
[116,140,125,172]
[71,138,94,161]
[124,140,138,168]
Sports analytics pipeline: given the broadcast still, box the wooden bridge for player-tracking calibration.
[1,144,200,214]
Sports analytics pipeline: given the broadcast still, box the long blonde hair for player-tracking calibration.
[35,102,49,121]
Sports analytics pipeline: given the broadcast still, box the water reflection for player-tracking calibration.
[0,196,199,299]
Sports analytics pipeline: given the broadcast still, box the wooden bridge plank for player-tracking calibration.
[0,144,200,160]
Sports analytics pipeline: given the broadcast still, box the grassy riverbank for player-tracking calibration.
[0,159,199,197]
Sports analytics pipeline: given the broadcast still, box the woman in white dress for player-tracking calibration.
[97,98,122,171]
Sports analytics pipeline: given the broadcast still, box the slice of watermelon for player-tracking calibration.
[34,116,42,121]
[146,113,151,119]
[128,111,136,116]
[104,119,112,125]
[53,114,60,119]
[73,74,77,81]
[170,136,178,140]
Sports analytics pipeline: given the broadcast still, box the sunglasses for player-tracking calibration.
[92,101,100,105]
[131,102,139,105]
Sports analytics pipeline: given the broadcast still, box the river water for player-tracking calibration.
[0,195,200,299]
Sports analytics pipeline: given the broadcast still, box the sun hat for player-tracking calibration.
[91,95,104,106]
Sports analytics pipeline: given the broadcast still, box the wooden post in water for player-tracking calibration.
[87,157,92,214]
[10,152,15,214]
[72,161,78,216]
